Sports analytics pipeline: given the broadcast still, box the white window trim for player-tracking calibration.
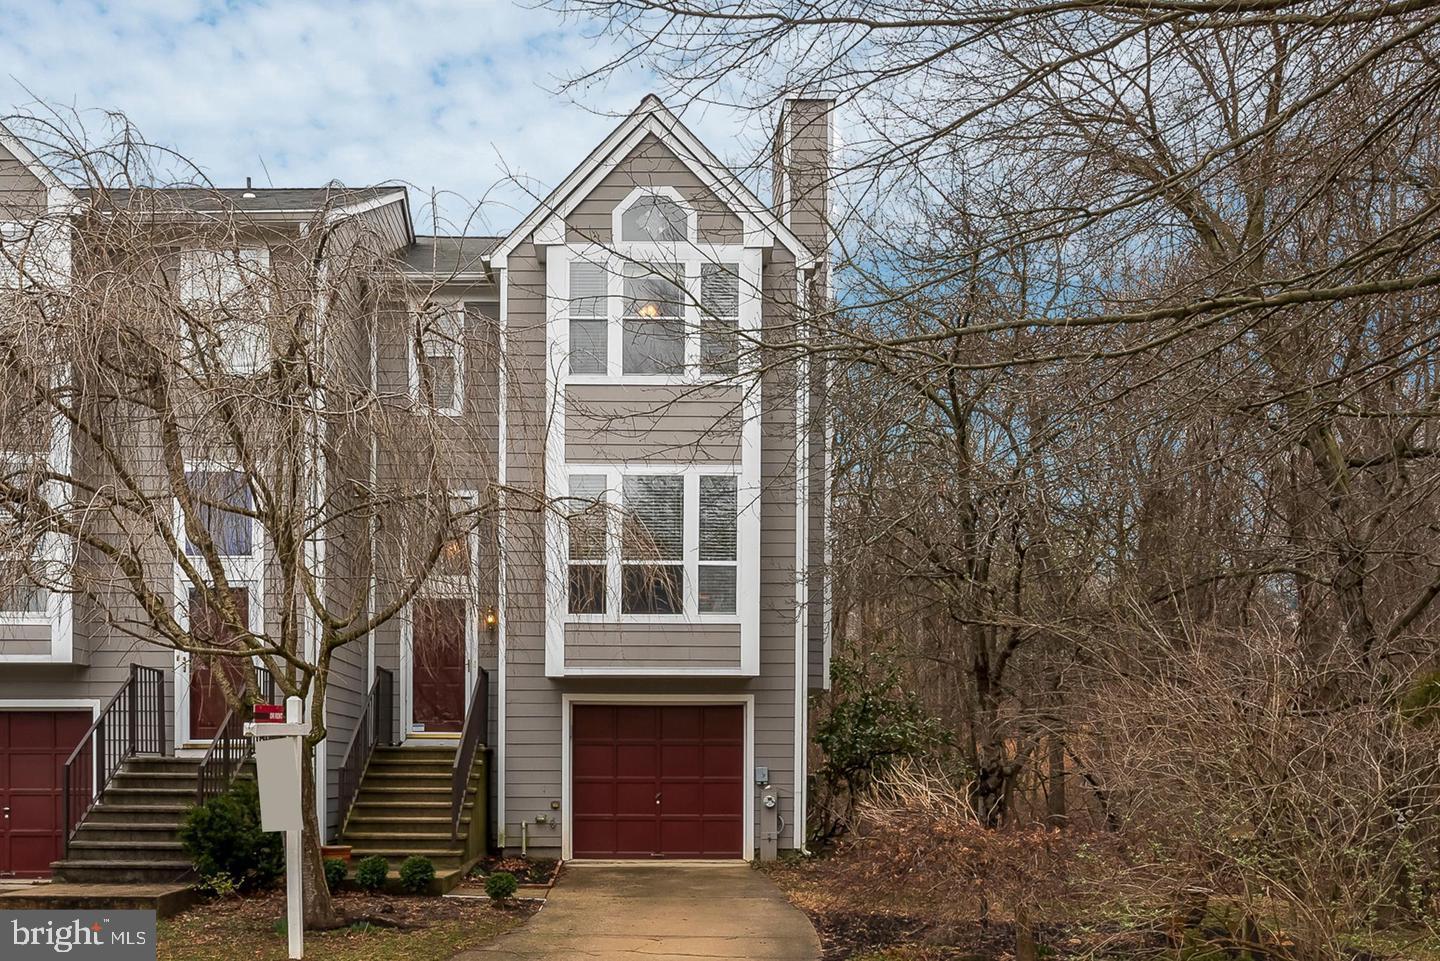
[406,302,467,417]
[0,409,75,663]
[178,245,273,376]
[556,243,757,386]
[613,185,697,244]
[171,461,266,747]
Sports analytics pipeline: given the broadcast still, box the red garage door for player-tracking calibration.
[572,704,744,859]
[0,711,91,878]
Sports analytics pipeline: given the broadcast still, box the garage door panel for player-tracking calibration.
[572,703,743,859]
[573,743,615,778]
[659,706,701,739]
[614,707,656,739]
[660,744,702,776]
[615,781,658,815]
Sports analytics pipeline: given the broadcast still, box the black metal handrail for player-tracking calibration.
[450,666,490,840]
[337,667,395,831]
[196,666,277,806]
[62,664,167,856]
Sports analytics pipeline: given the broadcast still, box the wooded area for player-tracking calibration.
[552,1,1440,955]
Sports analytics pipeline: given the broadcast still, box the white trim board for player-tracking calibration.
[559,693,756,862]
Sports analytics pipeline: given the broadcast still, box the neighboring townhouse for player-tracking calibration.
[0,93,831,881]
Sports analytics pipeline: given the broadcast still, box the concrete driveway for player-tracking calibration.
[456,861,821,961]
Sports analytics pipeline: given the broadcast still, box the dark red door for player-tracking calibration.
[189,587,250,740]
[572,704,743,858]
[412,598,466,734]
[0,711,91,877]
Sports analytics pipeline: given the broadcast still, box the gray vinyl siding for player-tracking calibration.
[0,141,47,217]
[565,134,742,246]
[0,633,57,656]
[501,231,806,853]
[564,384,743,464]
[563,624,742,670]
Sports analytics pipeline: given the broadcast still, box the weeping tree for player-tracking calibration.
[0,110,510,928]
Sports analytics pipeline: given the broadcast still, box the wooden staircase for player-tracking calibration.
[340,743,487,882]
[51,756,204,884]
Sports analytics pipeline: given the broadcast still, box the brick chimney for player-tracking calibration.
[771,97,834,260]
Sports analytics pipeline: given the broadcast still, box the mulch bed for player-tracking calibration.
[195,889,537,927]
[462,856,562,887]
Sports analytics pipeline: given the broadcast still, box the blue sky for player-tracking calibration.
[0,0,765,233]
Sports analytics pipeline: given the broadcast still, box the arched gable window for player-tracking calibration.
[620,193,689,242]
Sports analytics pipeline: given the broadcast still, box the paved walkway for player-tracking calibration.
[456,861,821,961]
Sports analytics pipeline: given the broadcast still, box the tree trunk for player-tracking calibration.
[1046,734,1066,827]
[300,745,343,930]
[1014,903,1038,961]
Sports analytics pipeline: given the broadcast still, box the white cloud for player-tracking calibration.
[0,0,771,232]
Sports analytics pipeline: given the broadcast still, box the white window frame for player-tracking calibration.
[171,460,266,746]
[407,303,466,417]
[613,186,697,244]
[178,245,272,376]
[560,465,751,626]
[0,219,71,290]
[0,408,75,663]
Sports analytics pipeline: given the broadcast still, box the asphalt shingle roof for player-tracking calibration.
[402,235,501,276]
[77,185,402,214]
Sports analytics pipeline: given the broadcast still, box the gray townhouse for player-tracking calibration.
[0,94,832,884]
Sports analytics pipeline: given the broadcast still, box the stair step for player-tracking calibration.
[120,757,203,773]
[66,841,186,861]
[52,861,196,885]
[100,787,198,806]
[84,804,191,822]
[72,823,183,842]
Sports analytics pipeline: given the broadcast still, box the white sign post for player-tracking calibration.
[246,695,311,961]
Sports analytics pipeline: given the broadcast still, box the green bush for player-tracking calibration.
[355,855,389,891]
[398,855,436,894]
[179,781,283,891]
[323,858,347,892]
[484,870,518,902]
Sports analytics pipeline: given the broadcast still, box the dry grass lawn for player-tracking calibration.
[158,890,534,961]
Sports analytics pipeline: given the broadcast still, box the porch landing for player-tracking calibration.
[0,881,199,918]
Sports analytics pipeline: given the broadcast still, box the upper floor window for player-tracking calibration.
[430,493,477,589]
[179,246,271,375]
[0,542,50,620]
[410,306,465,416]
[622,264,685,375]
[0,222,26,288]
[564,470,740,618]
[183,469,254,558]
[620,194,688,243]
[569,262,608,375]
[699,264,740,376]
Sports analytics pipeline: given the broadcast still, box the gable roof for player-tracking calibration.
[0,120,78,207]
[403,234,501,280]
[77,185,401,215]
[491,95,814,268]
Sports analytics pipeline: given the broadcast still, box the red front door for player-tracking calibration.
[412,598,466,734]
[572,704,744,858]
[189,587,250,740]
[0,711,91,877]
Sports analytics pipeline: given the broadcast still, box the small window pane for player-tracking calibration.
[570,318,607,374]
[569,262,607,317]
[699,476,738,561]
[568,475,608,561]
[568,565,606,614]
[1,579,47,614]
[184,470,253,556]
[621,195,687,242]
[623,476,684,560]
[623,267,682,320]
[623,319,684,375]
[700,319,739,376]
[701,264,739,317]
[422,352,458,411]
[698,566,736,614]
[622,564,683,614]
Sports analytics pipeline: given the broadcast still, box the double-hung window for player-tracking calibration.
[566,475,608,614]
[622,264,685,375]
[699,263,740,376]
[621,475,684,614]
[179,246,272,375]
[183,469,255,558]
[565,470,740,618]
[411,306,465,416]
[569,262,608,375]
